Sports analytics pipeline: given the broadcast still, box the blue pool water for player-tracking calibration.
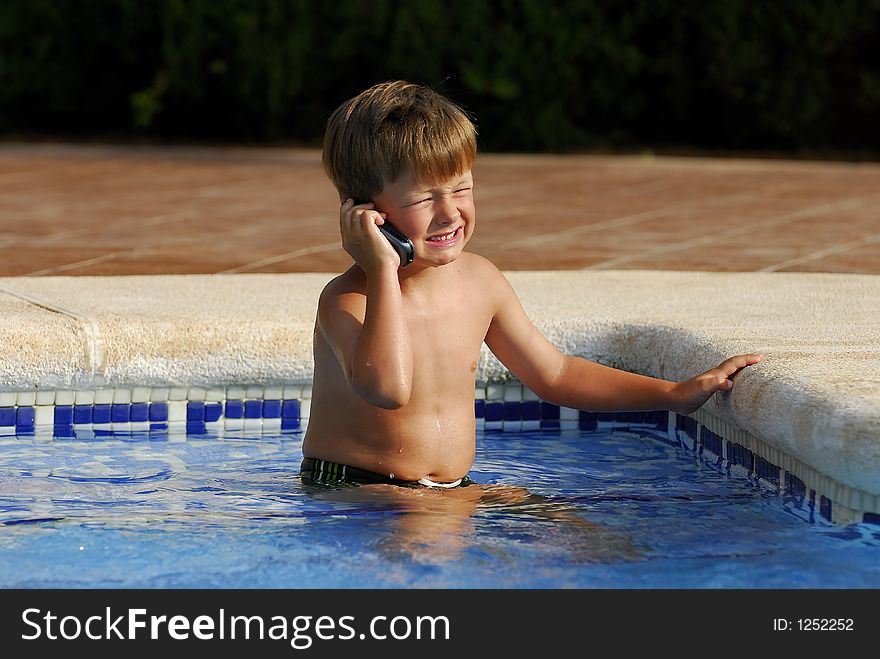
[1,424,878,588]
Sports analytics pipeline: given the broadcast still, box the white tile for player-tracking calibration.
[17,392,36,407]
[111,423,132,432]
[224,418,244,430]
[503,385,523,402]
[167,424,188,442]
[0,393,16,407]
[113,389,132,404]
[282,384,302,399]
[523,387,541,401]
[149,387,169,402]
[205,388,225,402]
[187,387,206,401]
[262,418,282,431]
[263,385,283,400]
[243,418,263,431]
[75,390,96,405]
[55,390,75,406]
[475,417,485,430]
[167,401,187,421]
[474,386,486,400]
[168,388,188,401]
[245,385,264,399]
[94,389,114,404]
[226,386,246,400]
[35,391,55,405]
[299,399,311,419]
[131,387,151,403]
[0,426,16,436]
[486,384,504,401]
[560,420,579,430]
[559,407,579,421]
[502,420,523,432]
[485,421,503,431]
[300,384,313,400]
[522,420,541,431]
[34,406,54,426]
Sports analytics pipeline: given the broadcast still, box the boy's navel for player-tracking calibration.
[470,361,477,372]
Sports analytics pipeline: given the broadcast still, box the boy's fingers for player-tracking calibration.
[712,353,764,382]
[706,376,733,397]
[360,212,383,227]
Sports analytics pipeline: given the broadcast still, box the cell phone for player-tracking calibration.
[377,221,415,268]
[353,199,414,268]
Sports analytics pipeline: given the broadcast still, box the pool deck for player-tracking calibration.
[2,142,878,276]
[1,143,879,522]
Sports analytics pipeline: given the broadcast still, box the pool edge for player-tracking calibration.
[0,270,877,525]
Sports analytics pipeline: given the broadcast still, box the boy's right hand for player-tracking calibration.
[670,353,764,414]
[339,198,401,275]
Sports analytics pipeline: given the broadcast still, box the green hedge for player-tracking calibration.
[1,0,878,153]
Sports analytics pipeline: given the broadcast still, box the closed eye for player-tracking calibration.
[405,197,431,207]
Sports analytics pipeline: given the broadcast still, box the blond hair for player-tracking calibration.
[322,80,477,201]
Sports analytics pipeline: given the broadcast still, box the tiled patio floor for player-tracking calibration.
[1,143,878,276]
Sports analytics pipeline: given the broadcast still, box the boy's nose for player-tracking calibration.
[434,198,460,225]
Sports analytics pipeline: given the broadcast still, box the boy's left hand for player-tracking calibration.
[670,353,764,414]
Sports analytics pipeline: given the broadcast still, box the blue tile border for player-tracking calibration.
[671,407,880,526]
[0,381,875,525]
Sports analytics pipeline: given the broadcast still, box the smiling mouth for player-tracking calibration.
[426,227,462,244]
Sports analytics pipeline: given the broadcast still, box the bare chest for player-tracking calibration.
[402,289,491,377]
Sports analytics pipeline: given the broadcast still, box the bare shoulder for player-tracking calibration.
[459,252,517,297]
[319,266,365,303]
[458,252,507,284]
[316,267,368,329]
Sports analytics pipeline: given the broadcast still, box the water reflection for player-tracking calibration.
[307,480,641,565]
[1,428,878,588]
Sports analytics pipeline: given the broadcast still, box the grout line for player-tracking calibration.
[216,242,340,274]
[23,252,132,277]
[584,197,870,270]
[758,232,880,272]
[486,179,813,255]
[37,211,197,245]
[492,206,681,251]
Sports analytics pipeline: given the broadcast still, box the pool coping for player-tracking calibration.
[0,270,877,524]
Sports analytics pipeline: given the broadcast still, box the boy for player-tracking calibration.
[302,80,762,489]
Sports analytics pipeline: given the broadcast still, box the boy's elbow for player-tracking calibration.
[351,377,411,410]
[362,388,410,410]
[369,394,408,410]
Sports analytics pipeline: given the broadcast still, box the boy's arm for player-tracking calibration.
[317,200,413,409]
[483,268,762,415]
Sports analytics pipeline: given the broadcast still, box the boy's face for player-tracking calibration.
[373,169,475,269]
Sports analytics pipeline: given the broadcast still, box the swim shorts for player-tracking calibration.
[300,457,474,489]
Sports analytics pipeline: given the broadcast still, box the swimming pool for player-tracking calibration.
[2,421,878,589]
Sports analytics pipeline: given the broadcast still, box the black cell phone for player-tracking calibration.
[353,199,414,268]
[378,221,415,268]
